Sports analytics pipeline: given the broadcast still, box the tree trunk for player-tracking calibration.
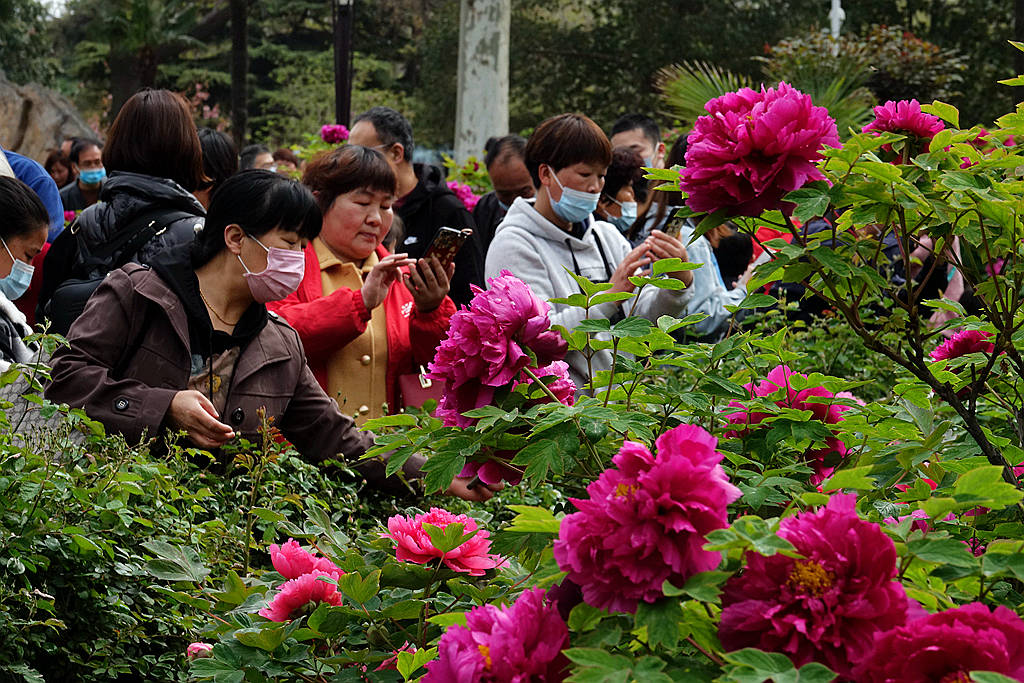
[230,0,249,150]
[108,50,142,123]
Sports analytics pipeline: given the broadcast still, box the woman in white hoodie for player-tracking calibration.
[0,177,48,370]
[484,113,693,391]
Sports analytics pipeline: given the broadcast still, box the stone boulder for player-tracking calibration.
[0,74,98,163]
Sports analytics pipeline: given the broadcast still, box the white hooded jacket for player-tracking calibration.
[484,197,693,390]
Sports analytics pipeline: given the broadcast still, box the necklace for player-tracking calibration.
[198,288,239,326]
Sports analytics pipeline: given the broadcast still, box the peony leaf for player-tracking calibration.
[668,570,731,603]
[921,101,959,128]
[337,569,381,605]
[954,466,1024,510]
[421,523,477,555]
[820,466,875,492]
[971,674,1019,683]
[906,536,980,568]
[635,598,680,649]
[233,625,288,652]
[567,603,606,631]
[786,187,831,223]
[693,208,729,239]
[504,505,561,535]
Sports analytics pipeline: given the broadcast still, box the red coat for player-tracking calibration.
[268,243,455,412]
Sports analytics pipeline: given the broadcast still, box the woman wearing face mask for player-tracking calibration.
[0,177,49,369]
[269,145,457,425]
[45,171,491,500]
[484,113,694,391]
[594,146,643,235]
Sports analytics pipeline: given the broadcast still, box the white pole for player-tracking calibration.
[455,0,510,164]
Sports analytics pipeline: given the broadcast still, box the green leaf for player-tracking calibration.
[820,466,875,492]
[504,505,561,534]
[785,187,831,223]
[666,570,730,602]
[381,599,424,620]
[337,570,380,604]
[362,413,417,429]
[422,522,478,554]
[143,541,210,583]
[906,537,980,568]
[307,603,357,635]
[568,603,606,631]
[693,208,729,239]
[397,647,437,680]
[921,101,960,128]
[954,466,1023,510]
[426,612,468,628]
[635,599,680,649]
[735,293,777,310]
[971,673,1020,683]
[234,625,288,652]
[610,317,653,338]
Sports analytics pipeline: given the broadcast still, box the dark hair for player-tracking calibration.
[302,145,397,214]
[483,134,527,169]
[352,106,415,162]
[69,138,102,165]
[240,144,271,170]
[43,149,71,175]
[603,146,644,202]
[192,170,322,267]
[0,177,50,240]
[611,113,661,150]
[272,148,300,167]
[524,113,612,187]
[630,134,688,242]
[198,128,239,192]
[103,89,206,191]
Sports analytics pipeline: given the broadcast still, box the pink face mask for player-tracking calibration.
[238,235,305,303]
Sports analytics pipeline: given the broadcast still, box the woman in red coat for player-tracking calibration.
[269,145,455,423]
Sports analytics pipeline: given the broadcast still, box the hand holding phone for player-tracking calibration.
[422,227,472,270]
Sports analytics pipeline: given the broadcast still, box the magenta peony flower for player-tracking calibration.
[422,587,569,683]
[726,365,850,483]
[186,642,213,659]
[863,99,944,142]
[428,271,568,427]
[930,329,995,361]
[680,81,838,217]
[268,538,342,579]
[258,569,343,622]
[719,494,911,677]
[855,602,1024,682]
[384,507,503,576]
[447,180,481,212]
[320,124,350,144]
[63,210,78,225]
[553,424,741,614]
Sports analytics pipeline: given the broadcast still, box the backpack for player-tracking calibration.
[45,207,193,336]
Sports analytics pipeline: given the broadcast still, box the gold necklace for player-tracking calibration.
[198,288,239,326]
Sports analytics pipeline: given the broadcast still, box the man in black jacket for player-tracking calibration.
[348,107,482,306]
[473,134,534,253]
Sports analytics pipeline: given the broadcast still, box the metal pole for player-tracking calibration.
[333,0,354,126]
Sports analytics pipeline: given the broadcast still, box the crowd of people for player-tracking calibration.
[0,87,765,497]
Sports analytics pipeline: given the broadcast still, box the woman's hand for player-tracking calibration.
[362,253,415,310]
[644,230,693,286]
[168,390,235,449]
[608,243,653,294]
[405,256,453,312]
[446,475,504,501]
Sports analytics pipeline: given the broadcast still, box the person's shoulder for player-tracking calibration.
[264,309,305,353]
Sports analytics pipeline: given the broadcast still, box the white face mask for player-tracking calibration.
[0,237,33,301]
[606,197,638,233]
[549,170,600,223]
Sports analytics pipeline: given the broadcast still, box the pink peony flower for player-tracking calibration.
[863,100,944,158]
[726,365,850,483]
[422,587,569,682]
[855,602,1024,682]
[258,569,343,622]
[320,124,350,144]
[719,494,911,678]
[63,210,78,225]
[930,329,995,361]
[384,507,503,576]
[376,642,415,671]
[458,455,523,486]
[186,642,213,659]
[428,271,568,427]
[268,538,342,579]
[680,81,838,217]
[447,180,481,212]
[553,424,741,614]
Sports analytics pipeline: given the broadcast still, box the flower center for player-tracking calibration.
[939,672,970,683]
[478,644,492,669]
[614,482,638,498]
[787,559,834,597]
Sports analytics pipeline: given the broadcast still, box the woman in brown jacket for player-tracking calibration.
[45,171,494,500]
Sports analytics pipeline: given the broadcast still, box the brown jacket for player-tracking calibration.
[46,264,422,485]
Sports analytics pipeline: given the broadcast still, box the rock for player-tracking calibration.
[0,74,98,162]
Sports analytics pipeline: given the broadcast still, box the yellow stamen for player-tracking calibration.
[478,644,492,669]
[787,560,834,597]
[614,482,638,498]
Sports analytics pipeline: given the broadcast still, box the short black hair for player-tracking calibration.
[611,113,661,150]
[69,138,102,165]
[353,106,415,163]
[484,135,527,169]
[524,113,612,187]
[603,146,644,201]
[239,144,272,170]
[198,128,239,192]
[0,177,49,240]
[192,170,321,267]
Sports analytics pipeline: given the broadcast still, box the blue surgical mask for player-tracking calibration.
[607,198,638,233]
[497,199,510,212]
[0,238,34,301]
[549,170,599,224]
[79,167,106,185]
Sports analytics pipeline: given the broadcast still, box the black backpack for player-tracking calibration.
[45,207,193,336]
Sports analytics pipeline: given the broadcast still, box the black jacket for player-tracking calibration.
[472,191,507,254]
[38,171,205,322]
[395,163,483,306]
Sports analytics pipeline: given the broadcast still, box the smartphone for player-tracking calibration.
[422,227,472,270]
[662,215,686,239]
